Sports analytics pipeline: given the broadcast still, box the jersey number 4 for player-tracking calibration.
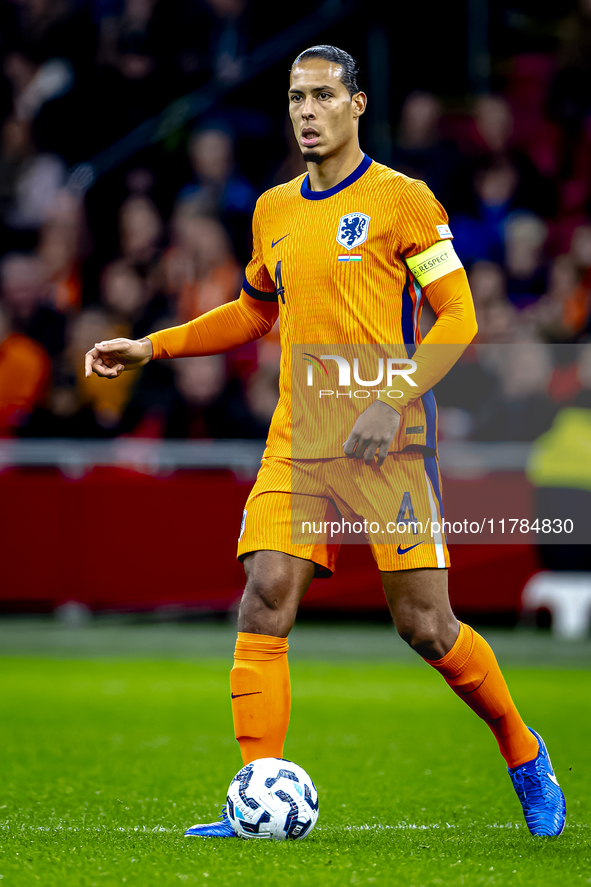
[274,260,285,304]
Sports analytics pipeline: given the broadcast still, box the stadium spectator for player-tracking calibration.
[164,210,240,323]
[37,190,87,313]
[101,259,147,325]
[468,260,506,309]
[467,261,523,345]
[521,254,580,343]
[118,194,163,272]
[472,344,557,442]
[96,0,158,68]
[0,301,50,436]
[166,353,229,437]
[1,45,82,160]
[2,148,67,234]
[504,54,561,179]
[504,212,549,309]
[4,54,73,126]
[0,113,68,239]
[100,258,167,342]
[471,95,514,156]
[390,91,460,206]
[0,252,65,356]
[559,224,591,338]
[451,156,521,266]
[176,127,256,262]
[242,365,280,435]
[454,96,556,224]
[1,1,590,447]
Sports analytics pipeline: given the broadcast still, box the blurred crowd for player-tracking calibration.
[2,0,591,443]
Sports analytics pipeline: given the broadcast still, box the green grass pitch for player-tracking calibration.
[2,623,590,887]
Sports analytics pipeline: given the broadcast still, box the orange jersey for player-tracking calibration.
[241,155,475,458]
[149,155,477,458]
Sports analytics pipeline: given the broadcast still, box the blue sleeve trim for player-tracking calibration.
[243,276,278,302]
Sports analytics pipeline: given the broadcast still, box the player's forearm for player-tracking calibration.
[147,291,279,360]
[382,269,478,412]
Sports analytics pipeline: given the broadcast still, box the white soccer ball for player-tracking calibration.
[226,757,319,840]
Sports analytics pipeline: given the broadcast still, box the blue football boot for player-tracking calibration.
[184,806,237,838]
[508,728,566,837]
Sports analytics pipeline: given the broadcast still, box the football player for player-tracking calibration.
[86,45,565,838]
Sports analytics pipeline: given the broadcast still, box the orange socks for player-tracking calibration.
[425,622,539,768]
[230,625,537,770]
[230,632,291,765]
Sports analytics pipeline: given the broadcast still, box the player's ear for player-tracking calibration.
[352,91,367,119]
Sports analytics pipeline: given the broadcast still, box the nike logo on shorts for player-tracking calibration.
[271,234,290,248]
[397,542,424,555]
[231,691,262,699]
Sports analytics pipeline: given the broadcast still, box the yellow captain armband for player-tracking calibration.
[406,240,463,287]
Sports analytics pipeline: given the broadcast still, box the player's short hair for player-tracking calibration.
[291,45,360,97]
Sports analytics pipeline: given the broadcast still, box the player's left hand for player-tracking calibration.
[343,400,400,467]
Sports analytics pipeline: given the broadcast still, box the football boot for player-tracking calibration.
[508,728,566,837]
[184,806,237,837]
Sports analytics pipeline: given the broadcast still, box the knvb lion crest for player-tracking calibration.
[336,212,371,250]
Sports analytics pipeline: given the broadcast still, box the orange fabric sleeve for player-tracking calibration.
[425,622,538,768]
[383,267,478,413]
[231,632,290,765]
[420,267,478,346]
[147,289,279,360]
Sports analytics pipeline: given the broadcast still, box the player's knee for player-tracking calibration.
[395,614,443,657]
[242,573,285,614]
[396,619,435,649]
[239,573,298,636]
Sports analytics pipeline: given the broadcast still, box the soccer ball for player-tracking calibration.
[226,757,319,840]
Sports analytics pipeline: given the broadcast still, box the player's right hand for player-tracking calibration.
[84,337,153,379]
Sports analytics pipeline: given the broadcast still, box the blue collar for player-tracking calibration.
[300,153,373,201]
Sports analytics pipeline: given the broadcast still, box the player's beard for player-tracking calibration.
[302,151,322,164]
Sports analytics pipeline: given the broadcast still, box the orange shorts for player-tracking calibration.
[236,451,449,576]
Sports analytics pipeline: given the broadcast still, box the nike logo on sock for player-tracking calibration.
[231,691,262,699]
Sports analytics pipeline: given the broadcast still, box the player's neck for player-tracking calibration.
[306,144,365,192]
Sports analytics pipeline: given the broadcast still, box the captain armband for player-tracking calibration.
[406,240,463,287]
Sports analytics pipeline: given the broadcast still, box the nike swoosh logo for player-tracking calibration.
[231,691,262,699]
[271,234,290,248]
[459,671,489,695]
[397,542,424,555]
[548,773,560,786]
